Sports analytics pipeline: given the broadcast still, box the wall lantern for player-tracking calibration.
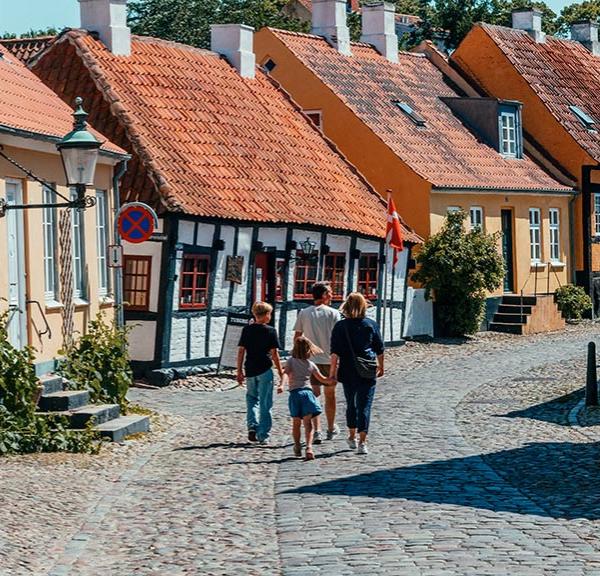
[175,243,184,260]
[252,240,265,252]
[213,238,226,251]
[0,97,100,216]
[350,248,362,260]
[289,237,318,263]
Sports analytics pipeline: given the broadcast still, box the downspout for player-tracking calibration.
[112,159,128,329]
[569,190,578,286]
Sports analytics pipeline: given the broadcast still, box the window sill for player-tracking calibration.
[99,296,114,307]
[45,300,63,311]
[74,298,89,309]
[530,261,546,270]
[549,261,566,269]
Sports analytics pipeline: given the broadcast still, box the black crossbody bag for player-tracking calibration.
[343,321,378,380]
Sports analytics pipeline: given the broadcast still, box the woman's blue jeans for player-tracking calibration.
[246,369,274,441]
[342,378,376,434]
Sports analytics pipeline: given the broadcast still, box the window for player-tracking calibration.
[179,254,210,309]
[96,190,109,297]
[276,259,286,302]
[323,253,346,300]
[262,58,276,73]
[42,186,58,301]
[595,194,600,236]
[358,254,379,300]
[393,100,426,126]
[294,253,318,299]
[123,255,152,311]
[500,112,517,157]
[305,110,322,129]
[447,206,461,213]
[570,105,596,130]
[529,208,541,262]
[469,206,483,231]
[71,191,86,300]
[549,208,560,262]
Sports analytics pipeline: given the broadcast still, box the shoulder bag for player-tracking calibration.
[343,321,378,380]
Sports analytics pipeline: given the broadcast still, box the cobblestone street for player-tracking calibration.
[3,325,600,575]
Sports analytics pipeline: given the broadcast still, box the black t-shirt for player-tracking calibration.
[238,323,280,378]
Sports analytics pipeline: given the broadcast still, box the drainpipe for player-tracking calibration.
[569,191,578,285]
[112,159,128,329]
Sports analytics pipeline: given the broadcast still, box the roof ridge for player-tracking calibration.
[129,34,218,56]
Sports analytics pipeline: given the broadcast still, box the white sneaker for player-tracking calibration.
[347,437,358,450]
[357,442,368,455]
[326,424,340,440]
[314,431,323,444]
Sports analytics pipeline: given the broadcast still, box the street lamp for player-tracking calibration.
[0,97,100,216]
[299,237,317,258]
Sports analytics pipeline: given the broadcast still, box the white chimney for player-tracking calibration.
[79,0,131,56]
[211,24,256,79]
[361,2,399,63]
[312,0,352,56]
[511,8,545,43]
[571,20,600,56]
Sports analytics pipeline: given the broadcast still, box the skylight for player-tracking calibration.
[393,100,426,127]
[570,105,596,130]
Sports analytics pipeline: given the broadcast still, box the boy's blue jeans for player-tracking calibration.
[246,369,274,441]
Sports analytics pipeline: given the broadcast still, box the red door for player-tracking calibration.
[254,252,276,304]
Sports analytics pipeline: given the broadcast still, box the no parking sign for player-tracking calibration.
[117,202,158,244]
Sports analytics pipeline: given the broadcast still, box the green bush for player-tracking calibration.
[59,313,133,411]
[555,284,593,320]
[412,210,505,336]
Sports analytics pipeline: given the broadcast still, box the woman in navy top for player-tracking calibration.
[330,292,384,455]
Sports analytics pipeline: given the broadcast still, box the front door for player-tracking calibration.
[6,180,27,349]
[501,209,515,293]
[253,252,276,305]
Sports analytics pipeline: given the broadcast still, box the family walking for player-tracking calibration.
[236,282,385,460]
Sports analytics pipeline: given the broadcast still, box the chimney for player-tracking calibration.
[79,0,131,56]
[361,2,399,63]
[211,24,256,79]
[511,8,545,43]
[312,0,352,56]
[571,20,600,55]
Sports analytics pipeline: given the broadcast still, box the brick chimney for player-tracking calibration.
[312,0,352,56]
[511,8,545,43]
[79,0,131,56]
[361,2,399,63]
[211,24,256,79]
[571,20,600,56]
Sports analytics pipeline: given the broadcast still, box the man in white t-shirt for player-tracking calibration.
[294,282,341,443]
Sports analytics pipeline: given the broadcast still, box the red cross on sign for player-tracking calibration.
[118,203,156,244]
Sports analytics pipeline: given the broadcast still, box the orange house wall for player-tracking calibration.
[451,26,595,273]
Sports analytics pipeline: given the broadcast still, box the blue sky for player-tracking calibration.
[1,0,573,36]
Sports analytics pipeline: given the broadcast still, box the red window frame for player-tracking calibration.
[123,255,152,311]
[357,253,379,300]
[324,253,346,301]
[179,254,211,309]
[294,252,319,299]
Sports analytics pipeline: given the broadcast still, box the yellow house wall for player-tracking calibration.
[452,26,595,273]
[430,192,571,296]
[0,144,116,369]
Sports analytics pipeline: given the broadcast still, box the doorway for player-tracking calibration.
[501,209,515,293]
[6,180,27,349]
[253,252,276,305]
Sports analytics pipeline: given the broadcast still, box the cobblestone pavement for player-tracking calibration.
[2,325,600,575]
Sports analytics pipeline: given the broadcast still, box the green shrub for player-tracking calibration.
[412,210,505,336]
[555,284,593,320]
[59,313,132,411]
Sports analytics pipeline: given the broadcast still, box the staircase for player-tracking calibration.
[489,294,565,335]
[37,375,150,442]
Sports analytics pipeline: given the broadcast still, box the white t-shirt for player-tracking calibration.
[293,304,341,364]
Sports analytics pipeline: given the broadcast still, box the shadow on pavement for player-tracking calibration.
[499,388,584,426]
[229,449,349,465]
[283,441,600,520]
[173,442,292,451]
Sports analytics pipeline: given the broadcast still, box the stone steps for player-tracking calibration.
[94,415,150,442]
[489,294,565,335]
[38,390,90,412]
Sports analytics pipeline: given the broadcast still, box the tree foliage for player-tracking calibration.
[1,27,59,40]
[557,1,600,35]
[412,211,505,336]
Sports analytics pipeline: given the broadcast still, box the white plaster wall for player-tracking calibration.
[258,227,286,249]
[232,227,252,306]
[190,316,207,359]
[196,223,215,246]
[209,315,228,357]
[170,317,189,362]
[285,309,298,351]
[127,321,156,361]
[179,220,195,244]
[403,288,434,338]
[212,228,232,310]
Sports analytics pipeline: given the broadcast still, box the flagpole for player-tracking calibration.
[382,241,390,343]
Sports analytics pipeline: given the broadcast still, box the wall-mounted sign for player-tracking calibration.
[117,202,158,244]
[225,255,244,284]
[107,244,123,268]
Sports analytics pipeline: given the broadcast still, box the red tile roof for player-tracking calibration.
[0,36,55,64]
[270,28,570,192]
[460,23,600,163]
[31,30,417,241]
[0,43,123,155]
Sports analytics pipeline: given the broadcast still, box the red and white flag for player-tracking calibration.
[386,192,404,269]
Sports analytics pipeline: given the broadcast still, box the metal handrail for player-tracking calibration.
[26,299,52,339]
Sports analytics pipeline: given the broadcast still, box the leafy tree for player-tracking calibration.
[412,210,505,336]
[487,0,558,35]
[2,27,58,40]
[557,0,600,35]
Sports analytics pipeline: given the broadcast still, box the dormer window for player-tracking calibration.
[500,111,517,157]
[570,105,596,131]
[393,100,426,126]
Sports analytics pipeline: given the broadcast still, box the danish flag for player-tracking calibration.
[386,192,404,269]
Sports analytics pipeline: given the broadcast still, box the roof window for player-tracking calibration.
[393,100,426,126]
[262,58,277,73]
[570,105,596,130]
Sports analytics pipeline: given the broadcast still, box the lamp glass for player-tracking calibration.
[60,147,100,186]
[300,237,316,257]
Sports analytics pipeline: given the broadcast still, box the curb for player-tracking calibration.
[568,397,585,428]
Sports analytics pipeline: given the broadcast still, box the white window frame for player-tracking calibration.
[595,194,600,237]
[95,190,110,297]
[42,186,59,302]
[469,206,483,231]
[447,206,461,213]
[500,112,517,157]
[71,190,86,301]
[549,208,560,263]
[529,208,542,263]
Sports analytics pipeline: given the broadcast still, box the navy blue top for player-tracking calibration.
[330,318,384,383]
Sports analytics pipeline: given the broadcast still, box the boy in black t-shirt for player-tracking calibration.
[237,302,283,444]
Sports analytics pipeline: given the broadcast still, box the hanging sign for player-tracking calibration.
[117,202,158,244]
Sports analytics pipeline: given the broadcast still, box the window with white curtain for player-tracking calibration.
[96,190,109,297]
[549,208,560,262]
[529,208,541,262]
[469,206,483,231]
[42,186,58,301]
